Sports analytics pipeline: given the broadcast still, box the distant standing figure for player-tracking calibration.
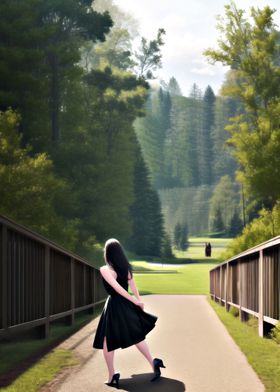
[208,242,212,257]
[205,242,208,257]
[205,242,212,257]
[92,238,166,388]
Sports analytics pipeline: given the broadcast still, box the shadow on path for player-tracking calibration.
[118,373,186,392]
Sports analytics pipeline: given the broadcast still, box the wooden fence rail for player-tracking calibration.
[210,236,280,337]
[0,214,106,339]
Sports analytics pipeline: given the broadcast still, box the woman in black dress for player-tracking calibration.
[93,238,166,388]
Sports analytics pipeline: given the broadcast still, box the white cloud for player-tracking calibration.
[113,0,280,95]
[191,66,216,76]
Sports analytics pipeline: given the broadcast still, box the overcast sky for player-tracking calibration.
[114,0,280,96]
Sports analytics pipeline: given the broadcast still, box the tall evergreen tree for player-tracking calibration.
[168,77,182,96]
[188,83,203,186]
[161,233,174,258]
[212,95,237,182]
[173,223,182,249]
[129,144,165,256]
[199,85,215,185]
[180,224,189,250]
[212,207,225,233]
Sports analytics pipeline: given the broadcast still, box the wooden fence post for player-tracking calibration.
[37,245,50,338]
[213,270,216,302]
[239,259,249,322]
[258,249,264,337]
[238,259,242,319]
[69,257,75,325]
[225,262,229,311]
[219,266,222,305]
[2,224,8,331]
[45,245,50,336]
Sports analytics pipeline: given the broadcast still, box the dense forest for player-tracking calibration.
[135,80,242,237]
[0,0,169,260]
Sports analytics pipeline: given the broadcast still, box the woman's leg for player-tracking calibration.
[135,339,154,370]
[103,337,115,382]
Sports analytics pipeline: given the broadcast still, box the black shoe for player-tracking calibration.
[105,372,120,388]
[150,358,166,382]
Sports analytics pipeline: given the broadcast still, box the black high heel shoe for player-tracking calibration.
[150,358,166,382]
[104,372,120,388]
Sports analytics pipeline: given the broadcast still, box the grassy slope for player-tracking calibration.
[132,261,216,294]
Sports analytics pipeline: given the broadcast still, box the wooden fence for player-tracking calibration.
[210,236,280,337]
[0,214,106,339]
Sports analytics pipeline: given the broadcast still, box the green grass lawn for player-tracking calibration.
[131,261,217,294]
[0,349,77,392]
[131,237,228,295]
[208,296,280,392]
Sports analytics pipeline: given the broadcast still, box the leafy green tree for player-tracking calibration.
[0,0,50,149]
[0,110,78,248]
[223,201,280,259]
[204,3,280,208]
[84,0,138,71]
[134,28,166,79]
[40,0,112,143]
[0,0,168,261]
[53,66,149,252]
[209,175,240,231]
[0,0,112,148]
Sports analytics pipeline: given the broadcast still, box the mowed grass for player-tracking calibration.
[0,349,77,392]
[208,296,280,392]
[131,261,217,294]
[131,237,230,295]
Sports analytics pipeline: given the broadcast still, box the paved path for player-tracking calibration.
[43,295,265,392]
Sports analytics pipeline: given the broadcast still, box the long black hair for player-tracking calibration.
[104,238,133,281]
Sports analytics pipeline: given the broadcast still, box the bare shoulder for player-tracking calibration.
[100,265,117,278]
[99,265,107,274]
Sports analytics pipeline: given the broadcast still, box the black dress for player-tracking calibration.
[93,273,158,352]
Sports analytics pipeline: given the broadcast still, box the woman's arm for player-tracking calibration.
[100,266,141,306]
[128,274,141,301]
